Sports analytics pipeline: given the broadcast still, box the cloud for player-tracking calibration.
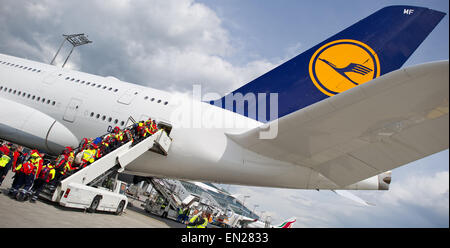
[226,168,449,227]
[0,0,278,95]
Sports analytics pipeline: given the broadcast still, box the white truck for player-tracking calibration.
[40,128,173,215]
[59,180,128,215]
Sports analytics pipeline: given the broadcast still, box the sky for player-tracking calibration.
[0,0,448,227]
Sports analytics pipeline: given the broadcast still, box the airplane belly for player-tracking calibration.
[124,128,332,189]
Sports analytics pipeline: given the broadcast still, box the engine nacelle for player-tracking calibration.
[344,171,392,190]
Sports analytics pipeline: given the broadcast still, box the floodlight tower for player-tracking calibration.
[50,33,92,68]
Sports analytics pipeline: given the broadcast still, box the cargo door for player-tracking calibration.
[63,98,82,123]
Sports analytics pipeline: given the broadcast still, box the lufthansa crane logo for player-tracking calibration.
[309,39,380,96]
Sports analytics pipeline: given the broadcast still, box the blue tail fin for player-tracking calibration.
[211,6,446,122]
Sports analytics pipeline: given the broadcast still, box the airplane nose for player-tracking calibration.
[46,121,79,154]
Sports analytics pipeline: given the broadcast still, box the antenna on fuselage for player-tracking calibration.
[49,33,92,68]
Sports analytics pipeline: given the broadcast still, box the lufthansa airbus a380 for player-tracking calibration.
[0,6,448,193]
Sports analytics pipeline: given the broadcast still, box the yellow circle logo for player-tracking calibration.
[309,39,380,96]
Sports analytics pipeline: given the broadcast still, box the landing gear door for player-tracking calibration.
[117,88,140,105]
[63,98,82,123]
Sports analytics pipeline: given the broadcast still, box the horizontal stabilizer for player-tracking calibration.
[228,61,449,187]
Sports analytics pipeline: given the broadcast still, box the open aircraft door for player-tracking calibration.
[63,98,82,123]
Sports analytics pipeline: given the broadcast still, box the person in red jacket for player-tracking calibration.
[7,148,28,197]
[16,150,43,201]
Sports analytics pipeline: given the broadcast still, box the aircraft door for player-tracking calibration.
[63,98,82,123]
[117,88,140,105]
[42,71,59,85]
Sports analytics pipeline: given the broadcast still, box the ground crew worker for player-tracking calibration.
[15,150,42,201]
[0,149,12,188]
[186,210,209,228]
[183,207,190,224]
[136,122,146,142]
[55,146,73,171]
[80,144,97,168]
[99,134,112,156]
[149,120,158,135]
[30,163,55,202]
[53,156,75,184]
[122,129,133,143]
[177,207,184,223]
[7,148,28,196]
[79,138,89,150]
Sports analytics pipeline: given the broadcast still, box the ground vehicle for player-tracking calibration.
[59,180,128,215]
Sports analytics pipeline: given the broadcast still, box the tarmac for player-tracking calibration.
[0,172,186,228]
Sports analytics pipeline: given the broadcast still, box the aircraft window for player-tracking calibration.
[0,86,2,91]
[13,90,16,94]
[108,117,112,122]
[97,85,101,88]
[91,83,96,87]
[157,100,161,103]
[32,69,36,72]
[8,89,12,93]
[10,64,14,66]
[76,79,80,83]
[90,112,94,117]
[15,65,19,67]
[151,98,155,101]
[52,101,56,105]
[65,77,70,80]
[114,119,118,124]
[37,97,40,101]
[102,115,106,121]
[19,66,23,68]
[23,67,27,70]
[18,91,21,95]
[102,86,107,89]
[108,87,112,91]
[70,78,75,81]
[114,89,118,92]
[28,68,32,70]
[81,81,85,84]
[27,94,30,98]
[3,87,7,91]
[144,96,148,100]
[6,63,10,65]
[96,114,100,119]
[37,70,41,73]
[120,121,125,126]
[32,95,35,100]
[22,92,26,97]
[58,74,62,76]
[164,101,168,105]
[86,82,91,85]
[134,92,138,95]
[46,99,50,104]
[42,98,45,103]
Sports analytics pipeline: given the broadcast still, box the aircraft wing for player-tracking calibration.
[227,61,449,187]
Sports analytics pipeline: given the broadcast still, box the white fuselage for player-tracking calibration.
[0,53,380,190]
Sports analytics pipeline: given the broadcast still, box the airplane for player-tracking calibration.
[0,5,448,198]
[238,216,297,228]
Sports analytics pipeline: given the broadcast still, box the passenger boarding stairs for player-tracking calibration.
[40,130,169,202]
[149,178,183,211]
